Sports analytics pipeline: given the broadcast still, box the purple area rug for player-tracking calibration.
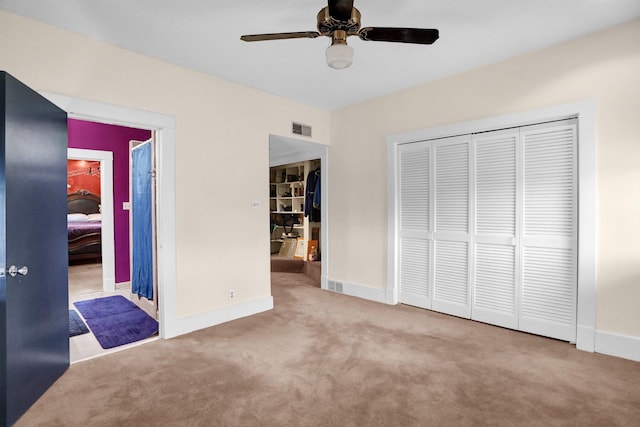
[74,295,158,349]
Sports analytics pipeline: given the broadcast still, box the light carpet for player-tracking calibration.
[17,272,640,426]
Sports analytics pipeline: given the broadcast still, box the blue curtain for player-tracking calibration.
[131,142,153,300]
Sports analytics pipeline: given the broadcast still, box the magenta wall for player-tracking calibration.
[68,119,152,283]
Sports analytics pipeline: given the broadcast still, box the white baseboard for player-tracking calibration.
[115,281,131,291]
[576,324,595,352]
[595,330,640,362]
[326,278,389,304]
[168,296,274,338]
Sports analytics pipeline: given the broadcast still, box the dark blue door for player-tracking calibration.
[0,72,69,426]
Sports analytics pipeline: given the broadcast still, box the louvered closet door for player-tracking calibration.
[519,120,577,342]
[398,142,432,309]
[472,129,519,330]
[432,136,472,318]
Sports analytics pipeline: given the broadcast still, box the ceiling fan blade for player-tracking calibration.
[327,0,354,21]
[241,31,321,42]
[358,27,439,44]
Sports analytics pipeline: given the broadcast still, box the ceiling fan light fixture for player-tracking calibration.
[326,29,353,70]
[326,42,353,69]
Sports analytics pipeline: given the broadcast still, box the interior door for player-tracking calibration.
[130,139,157,318]
[0,72,69,426]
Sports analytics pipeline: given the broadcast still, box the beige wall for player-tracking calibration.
[329,19,640,337]
[2,10,639,339]
[0,11,331,318]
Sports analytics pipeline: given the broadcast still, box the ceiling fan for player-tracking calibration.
[240,0,439,70]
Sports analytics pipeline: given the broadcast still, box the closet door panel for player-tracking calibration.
[433,240,469,317]
[399,237,431,308]
[435,140,469,235]
[520,246,575,339]
[397,143,432,308]
[474,243,517,328]
[432,137,471,318]
[520,121,577,342]
[472,131,518,329]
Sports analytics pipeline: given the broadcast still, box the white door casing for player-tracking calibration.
[45,92,177,339]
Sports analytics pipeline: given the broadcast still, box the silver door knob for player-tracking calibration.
[8,265,28,277]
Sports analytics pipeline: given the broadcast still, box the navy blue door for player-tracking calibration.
[0,72,69,426]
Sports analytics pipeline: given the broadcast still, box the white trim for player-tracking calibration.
[386,140,399,305]
[67,148,115,292]
[42,92,178,340]
[171,297,274,337]
[386,100,597,352]
[595,330,640,362]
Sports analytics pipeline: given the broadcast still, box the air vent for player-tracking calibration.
[292,122,312,137]
[328,280,343,293]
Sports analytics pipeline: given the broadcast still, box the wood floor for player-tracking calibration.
[68,262,157,363]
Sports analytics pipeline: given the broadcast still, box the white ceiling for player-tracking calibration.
[2,0,640,110]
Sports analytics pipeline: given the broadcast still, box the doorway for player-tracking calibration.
[43,91,177,341]
[66,120,158,362]
[268,134,328,289]
[67,148,115,294]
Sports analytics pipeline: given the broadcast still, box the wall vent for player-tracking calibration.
[292,122,312,137]
[328,280,343,293]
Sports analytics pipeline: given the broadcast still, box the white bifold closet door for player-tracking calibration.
[398,134,472,316]
[397,119,577,342]
[432,137,471,318]
[519,122,577,341]
[398,141,432,309]
[472,128,519,330]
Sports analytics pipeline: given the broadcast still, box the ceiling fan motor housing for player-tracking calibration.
[317,6,361,37]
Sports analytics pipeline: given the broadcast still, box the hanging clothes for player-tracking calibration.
[313,170,321,209]
[305,168,321,222]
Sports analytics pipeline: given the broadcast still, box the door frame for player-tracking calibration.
[67,148,115,292]
[43,92,177,339]
[386,100,596,353]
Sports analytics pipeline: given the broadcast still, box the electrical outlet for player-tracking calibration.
[229,290,235,300]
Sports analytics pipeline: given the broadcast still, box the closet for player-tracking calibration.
[397,119,577,342]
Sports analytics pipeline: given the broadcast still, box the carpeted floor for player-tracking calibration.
[17,273,640,426]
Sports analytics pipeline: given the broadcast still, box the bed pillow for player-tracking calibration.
[68,213,89,222]
[87,213,102,222]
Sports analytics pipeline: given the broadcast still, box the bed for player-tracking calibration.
[67,191,102,263]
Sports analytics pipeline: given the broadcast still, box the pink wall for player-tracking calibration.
[68,119,152,283]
